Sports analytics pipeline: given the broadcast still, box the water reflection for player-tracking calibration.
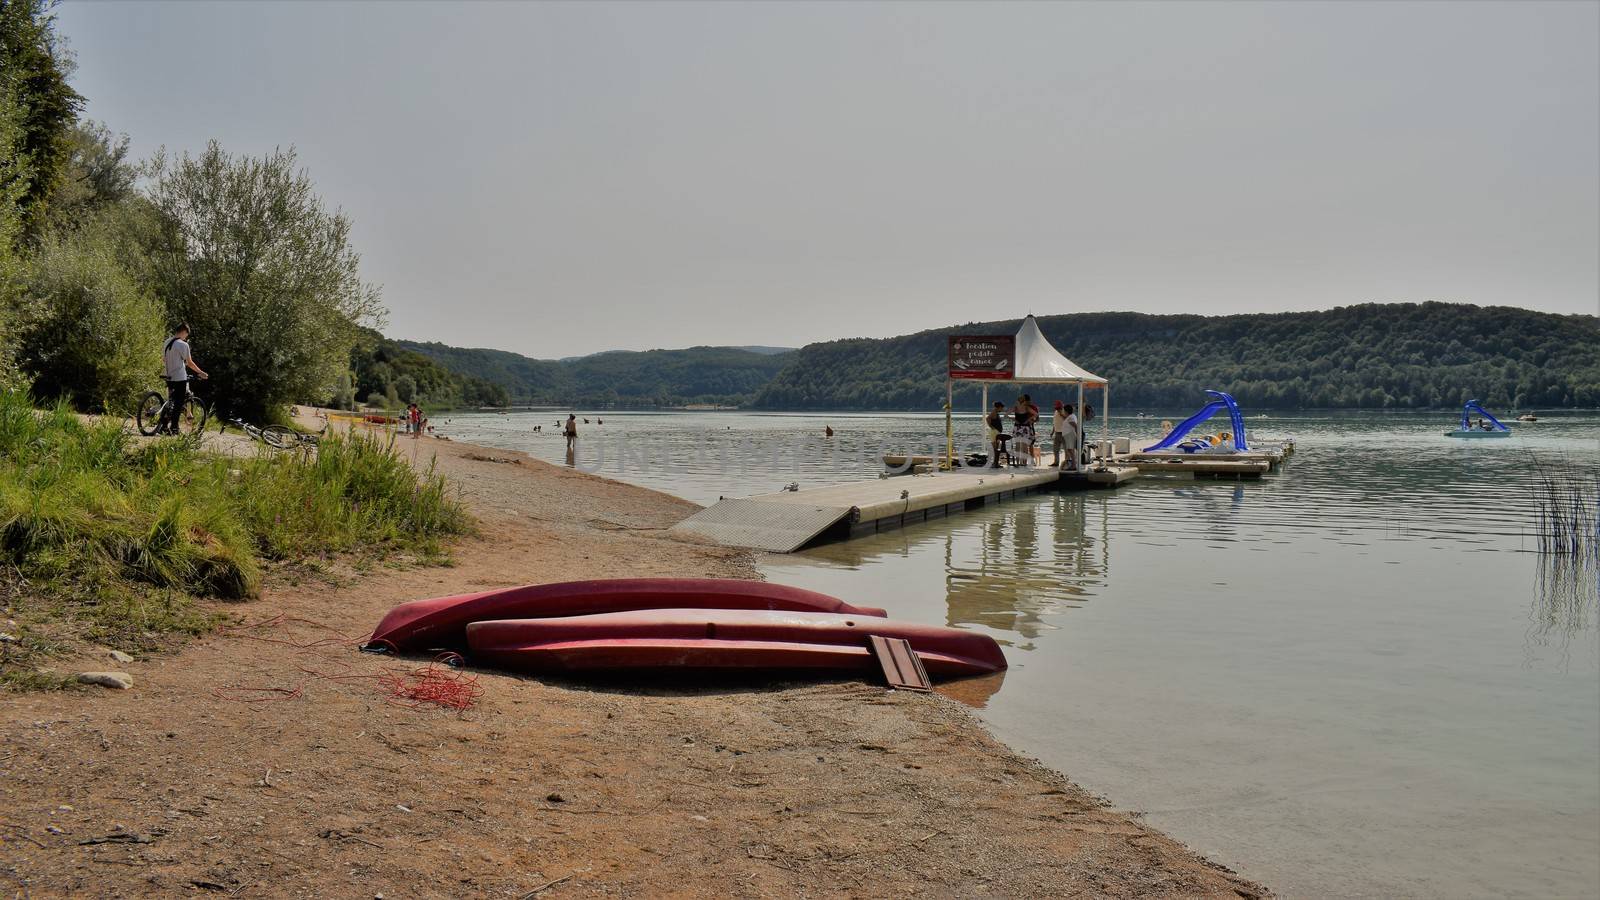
[801,494,1111,651]
[1526,551,1600,670]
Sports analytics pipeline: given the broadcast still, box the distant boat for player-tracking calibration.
[1445,400,1512,439]
[1517,414,1538,422]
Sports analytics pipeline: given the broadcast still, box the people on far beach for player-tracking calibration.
[405,402,423,437]
[564,413,578,449]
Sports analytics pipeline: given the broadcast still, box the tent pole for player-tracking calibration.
[1103,384,1110,442]
[944,378,953,469]
[981,383,989,465]
[1076,381,1084,468]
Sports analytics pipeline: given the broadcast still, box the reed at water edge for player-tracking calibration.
[1528,454,1600,561]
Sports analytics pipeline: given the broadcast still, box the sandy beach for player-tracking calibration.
[1,424,1266,898]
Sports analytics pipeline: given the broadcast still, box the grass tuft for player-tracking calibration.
[0,389,471,689]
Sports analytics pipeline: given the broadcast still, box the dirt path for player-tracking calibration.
[1,431,1266,898]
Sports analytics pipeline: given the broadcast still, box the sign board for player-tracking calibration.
[948,335,1015,380]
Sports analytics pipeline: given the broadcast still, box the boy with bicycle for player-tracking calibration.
[161,323,208,434]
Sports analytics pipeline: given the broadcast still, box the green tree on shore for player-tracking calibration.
[146,142,383,418]
[0,0,82,239]
[0,90,29,387]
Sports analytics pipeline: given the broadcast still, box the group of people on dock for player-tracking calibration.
[985,394,1088,469]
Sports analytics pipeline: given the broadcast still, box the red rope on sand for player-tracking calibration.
[376,663,483,711]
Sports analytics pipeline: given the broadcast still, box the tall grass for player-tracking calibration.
[1525,454,1599,661]
[0,390,470,684]
[1529,455,1600,560]
[228,428,469,560]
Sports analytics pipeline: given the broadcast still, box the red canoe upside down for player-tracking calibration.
[368,578,888,652]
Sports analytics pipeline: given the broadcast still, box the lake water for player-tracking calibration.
[438,408,1600,899]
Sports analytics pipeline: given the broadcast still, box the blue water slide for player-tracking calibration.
[1460,400,1509,432]
[1143,390,1250,452]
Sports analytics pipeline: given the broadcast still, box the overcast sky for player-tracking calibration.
[56,0,1599,357]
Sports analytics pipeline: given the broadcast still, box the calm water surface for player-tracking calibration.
[440,409,1600,899]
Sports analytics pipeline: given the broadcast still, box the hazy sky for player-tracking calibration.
[57,0,1599,357]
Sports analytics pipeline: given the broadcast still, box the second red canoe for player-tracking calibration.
[465,609,1007,677]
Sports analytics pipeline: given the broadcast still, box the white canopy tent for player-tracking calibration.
[945,315,1110,466]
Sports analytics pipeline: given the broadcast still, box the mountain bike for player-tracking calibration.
[136,382,210,437]
[221,417,296,450]
[271,424,325,449]
[221,417,325,452]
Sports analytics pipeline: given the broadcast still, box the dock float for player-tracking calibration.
[1123,457,1270,478]
[1067,465,1140,487]
[671,467,1063,553]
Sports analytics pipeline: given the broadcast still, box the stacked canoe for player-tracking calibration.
[367,578,1005,680]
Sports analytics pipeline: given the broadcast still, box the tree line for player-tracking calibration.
[337,328,510,411]
[1,0,380,420]
[752,304,1600,411]
[398,340,796,408]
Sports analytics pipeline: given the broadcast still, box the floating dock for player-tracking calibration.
[671,467,1063,552]
[675,438,1294,553]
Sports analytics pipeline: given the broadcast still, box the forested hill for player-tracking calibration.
[395,340,796,407]
[751,303,1600,411]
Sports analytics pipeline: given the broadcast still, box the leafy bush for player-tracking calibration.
[18,224,165,411]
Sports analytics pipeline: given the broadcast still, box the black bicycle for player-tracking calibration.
[136,382,210,437]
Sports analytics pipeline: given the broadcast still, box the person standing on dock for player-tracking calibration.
[1012,395,1036,467]
[1026,395,1042,464]
[986,402,1006,468]
[1055,403,1080,470]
